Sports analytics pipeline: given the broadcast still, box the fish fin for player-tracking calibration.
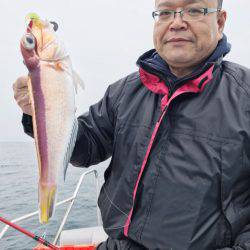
[72,70,85,93]
[63,118,78,181]
[38,183,57,223]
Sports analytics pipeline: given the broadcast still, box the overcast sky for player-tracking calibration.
[0,0,250,142]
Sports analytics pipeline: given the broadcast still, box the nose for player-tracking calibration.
[169,12,187,31]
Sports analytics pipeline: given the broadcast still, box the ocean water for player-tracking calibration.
[0,142,108,250]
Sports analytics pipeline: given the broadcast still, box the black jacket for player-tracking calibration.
[22,51,250,249]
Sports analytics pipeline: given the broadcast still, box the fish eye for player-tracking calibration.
[22,33,36,50]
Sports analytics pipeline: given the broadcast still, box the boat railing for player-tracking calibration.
[0,169,101,245]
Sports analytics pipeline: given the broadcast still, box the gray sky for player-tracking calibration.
[0,0,249,142]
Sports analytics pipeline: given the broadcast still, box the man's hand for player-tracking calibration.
[13,76,32,116]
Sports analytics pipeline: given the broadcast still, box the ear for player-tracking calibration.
[217,10,227,39]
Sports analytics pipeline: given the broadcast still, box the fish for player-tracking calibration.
[20,13,84,224]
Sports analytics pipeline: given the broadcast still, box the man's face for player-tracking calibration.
[153,0,226,69]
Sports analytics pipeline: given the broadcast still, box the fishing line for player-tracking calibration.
[40,36,58,52]
[41,224,47,239]
[100,185,136,231]
[102,185,129,217]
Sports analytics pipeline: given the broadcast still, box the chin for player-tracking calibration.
[165,55,192,65]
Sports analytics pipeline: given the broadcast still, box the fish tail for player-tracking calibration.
[38,182,57,224]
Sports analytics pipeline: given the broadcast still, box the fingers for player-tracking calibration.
[14,89,27,101]
[17,93,30,107]
[12,76,32,116]
[13,76,30,101]
[22,105,32,116]
[16,93,32,116]
[12,76,29,92]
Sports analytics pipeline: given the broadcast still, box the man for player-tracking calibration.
[13,0,250,249]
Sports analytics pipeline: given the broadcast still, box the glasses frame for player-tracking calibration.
[152,7,221,23]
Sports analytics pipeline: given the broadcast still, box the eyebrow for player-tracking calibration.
[157,0,205,8]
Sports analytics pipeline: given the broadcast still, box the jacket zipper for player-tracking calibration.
[124,105,169,237]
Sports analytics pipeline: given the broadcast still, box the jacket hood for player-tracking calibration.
[137,34,231,83]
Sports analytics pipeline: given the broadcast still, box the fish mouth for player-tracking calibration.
[38,182,57,224]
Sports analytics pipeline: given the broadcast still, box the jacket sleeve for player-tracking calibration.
[70,82,125,167]
[217,224,250,250]
[22,80,126,168]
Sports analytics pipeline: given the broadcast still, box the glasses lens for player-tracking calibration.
[183,8,204,21]
[154,10,173,23]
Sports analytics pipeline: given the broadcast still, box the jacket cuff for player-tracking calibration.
[22,113,34,138]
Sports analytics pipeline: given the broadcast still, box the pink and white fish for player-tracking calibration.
[20,13,83,224]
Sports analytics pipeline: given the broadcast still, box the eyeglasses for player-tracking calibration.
[152,8,221,23]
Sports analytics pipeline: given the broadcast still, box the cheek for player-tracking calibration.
[153,24,166,49]
[194,21,220,48]
[153,25,158,47]
[196,31,217,54]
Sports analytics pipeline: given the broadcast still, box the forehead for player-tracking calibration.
[155,0,217,8]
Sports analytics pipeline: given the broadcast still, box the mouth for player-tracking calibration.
[165,38,192,44]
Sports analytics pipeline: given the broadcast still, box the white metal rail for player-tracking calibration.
[0,169,101,245]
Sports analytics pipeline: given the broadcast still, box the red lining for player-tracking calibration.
[139,68,169,96]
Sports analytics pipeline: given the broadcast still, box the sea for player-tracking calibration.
[0,142,108,250]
